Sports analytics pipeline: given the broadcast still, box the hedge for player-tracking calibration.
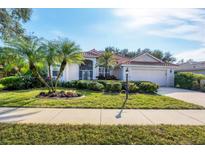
[175,72,205,90]
[64,80,158,93]
[0,75,159,93]
[0,75,43,90]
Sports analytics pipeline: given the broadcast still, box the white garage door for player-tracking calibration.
[130,69,167,86]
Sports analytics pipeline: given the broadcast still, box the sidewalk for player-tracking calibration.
[0,107,205,125]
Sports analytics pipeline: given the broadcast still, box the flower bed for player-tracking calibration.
[38,90,82,98]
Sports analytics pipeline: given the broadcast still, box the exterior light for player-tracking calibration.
[125,68,129,75]
[125,67,129,100]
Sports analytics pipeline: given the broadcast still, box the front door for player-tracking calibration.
[82,70,91,80]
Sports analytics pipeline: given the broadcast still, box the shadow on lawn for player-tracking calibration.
[115,98,128,119]
[0,97,37,108]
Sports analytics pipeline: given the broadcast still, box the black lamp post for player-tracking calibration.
[125,68,129,100]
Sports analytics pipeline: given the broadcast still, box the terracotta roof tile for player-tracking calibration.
[123,61,178,66]
[82,49,177,66]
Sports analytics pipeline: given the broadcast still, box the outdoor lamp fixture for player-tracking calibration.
[125,68,129,100]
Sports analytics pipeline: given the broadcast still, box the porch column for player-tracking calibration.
[93,58,97,80]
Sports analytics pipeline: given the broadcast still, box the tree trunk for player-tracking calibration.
[54,59,67,89]
[105,61,108,79]
[29,62,51,91]
[48,64,54,92]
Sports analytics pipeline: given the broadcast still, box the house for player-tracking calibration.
[176,61,205,75]
[51,49,177,86]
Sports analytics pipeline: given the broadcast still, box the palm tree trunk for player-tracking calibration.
[48,64,54,92]
[105,61,108,79]
[29,62,51,91]
[54,59,66,89]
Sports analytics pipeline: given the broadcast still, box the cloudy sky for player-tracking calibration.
[24,8,205,61]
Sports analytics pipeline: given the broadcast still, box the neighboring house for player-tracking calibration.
[51,49,177,86]
[176,61,205,75]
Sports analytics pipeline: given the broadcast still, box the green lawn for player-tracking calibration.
[0,123,205,144]
[0,84,4,90]
[0,88,203,109]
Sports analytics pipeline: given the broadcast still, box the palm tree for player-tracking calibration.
[44,41,58,91]
[5,36,52,91]
[97,48,116,79]
[54,39,84,89]
[0,47,27,76]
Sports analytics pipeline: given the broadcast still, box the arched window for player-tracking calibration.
[79,60,93,80]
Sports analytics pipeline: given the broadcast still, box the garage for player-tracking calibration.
[130,68,167,86]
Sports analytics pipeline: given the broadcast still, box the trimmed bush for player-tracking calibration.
[0,75,44,90]
[87,82,104,91]
[0,76,24,90]
[110,83,122,92]
[192,80,200,90]
[175,72,205,90]
[201,84,205,92]
[97,75,117,80]
[105,83,112,92]
[71,80,78,88]
[137,81,159,93]
[128,83,139,93]
[76,80,89,89]
[97,80,107,86]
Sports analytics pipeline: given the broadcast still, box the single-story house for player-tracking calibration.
[176,61,205,75]
[51,49,177,86]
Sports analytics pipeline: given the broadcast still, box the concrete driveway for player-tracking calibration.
[158,87,205,107]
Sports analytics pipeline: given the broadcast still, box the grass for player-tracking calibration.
[0,123,205,144]
[0,88,203,109]
[0,84,4,90]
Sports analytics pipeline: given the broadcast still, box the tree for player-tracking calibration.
[163,52,176,63]
[0,47,27,76]
[0,9,32,40]
[152,50,164,60]
[54,39,84,89]
[105,46,120,53]
[107,47,176,63]
[44,41,59,91]
[5,36,52,91]
[97,48,116,79]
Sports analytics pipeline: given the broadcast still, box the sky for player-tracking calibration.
[24,8,205,62]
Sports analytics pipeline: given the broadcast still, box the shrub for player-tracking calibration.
[121,81,127,90]
[175,72,205,90]
[105,83,112,92]
[68,80,78,88]
[128,83,139,93]
[201,84,205,92]
[87,82,104,91]
[97,80,107,86]
[110,83,122,92]
[76,80,89,89]
[138,81,159,93]
[97,75,117,80]
[192,80,200,90]
[106,75,117,80]
[97,74,105,80]
[0,76,24,90]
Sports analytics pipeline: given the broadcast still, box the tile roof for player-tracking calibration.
[82,49,177,66]
[123,61,178,66]
[82,49,102,58]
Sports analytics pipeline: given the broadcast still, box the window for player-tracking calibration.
[52,65,60,77]
[99,67,111,76]
[79,60,93,80]
[52,71,59,77]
